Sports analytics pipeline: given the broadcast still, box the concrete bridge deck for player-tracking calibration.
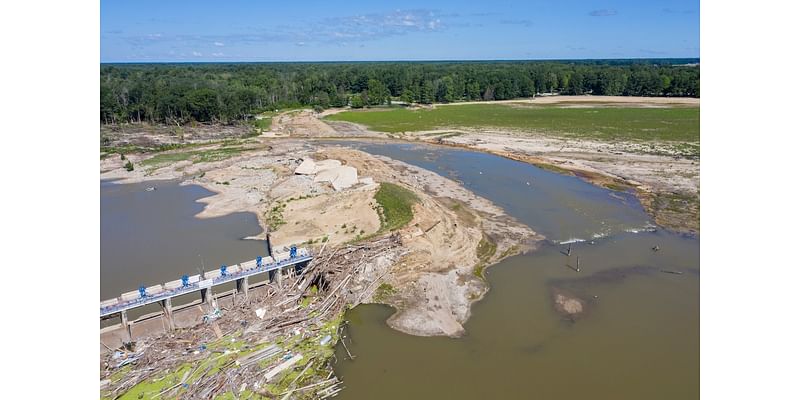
[100,250,313,342]
[100,252,312,318]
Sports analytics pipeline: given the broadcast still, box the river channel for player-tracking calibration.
[329,141,699,400]
[100,142,699,399]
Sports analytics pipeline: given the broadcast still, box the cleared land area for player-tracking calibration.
[326,103,699,143]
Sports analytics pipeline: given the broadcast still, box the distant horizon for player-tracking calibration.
[100,57,700,65]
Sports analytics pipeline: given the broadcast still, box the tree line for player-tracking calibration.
[100,59,699,125]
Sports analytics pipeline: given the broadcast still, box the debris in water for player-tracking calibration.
[551,288,585,317]
[660,269,683,275]
[100,235,398,397]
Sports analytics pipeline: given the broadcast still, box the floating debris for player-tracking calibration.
[660,269,683,275]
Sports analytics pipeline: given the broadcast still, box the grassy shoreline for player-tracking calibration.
[325,102,699,234]
[326,103,699,142]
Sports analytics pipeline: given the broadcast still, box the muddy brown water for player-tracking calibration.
[326,141,699,400]
[326,141,654,243]
[100,142,698,399]
[100,179,267,321]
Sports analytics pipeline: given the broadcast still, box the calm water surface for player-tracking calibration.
[100,180,266,302]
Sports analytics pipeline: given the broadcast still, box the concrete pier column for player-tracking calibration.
[120,310,132,344]
[275,267,283,287]
[160,298,175,331]
[236,276,249,297]
[201,288,214,306]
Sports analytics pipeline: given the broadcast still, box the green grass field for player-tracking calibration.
[326,104,700,142]
[374,182,419,232]
[253,112,276,131]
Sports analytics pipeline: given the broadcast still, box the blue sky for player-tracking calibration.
[101,0,699,62]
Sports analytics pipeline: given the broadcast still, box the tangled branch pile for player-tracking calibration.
[101,234,403,399]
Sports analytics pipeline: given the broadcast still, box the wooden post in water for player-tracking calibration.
[576,256,580,272]
[567,243,572,256]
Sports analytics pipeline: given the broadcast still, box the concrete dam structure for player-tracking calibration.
[100,244,312,343]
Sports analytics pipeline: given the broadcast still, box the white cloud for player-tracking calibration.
[589,9,618,17]
[118,9,454,51]
[315,9,447,43]
[211,52,224,57]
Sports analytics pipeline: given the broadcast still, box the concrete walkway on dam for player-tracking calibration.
[100,246,312,344]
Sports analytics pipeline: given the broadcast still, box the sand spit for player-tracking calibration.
[319,147,541,336]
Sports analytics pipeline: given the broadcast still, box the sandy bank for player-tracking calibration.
[319,147,541,336]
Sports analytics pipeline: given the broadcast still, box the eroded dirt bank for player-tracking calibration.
[101,138,540,337]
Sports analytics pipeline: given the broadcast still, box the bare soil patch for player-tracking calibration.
[101,122,253,149]
[267,108,385,138]
[434,95,700,108]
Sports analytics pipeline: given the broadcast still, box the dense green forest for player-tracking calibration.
[100,60,699,125]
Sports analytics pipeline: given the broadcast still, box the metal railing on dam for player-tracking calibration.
[100,248,312,318]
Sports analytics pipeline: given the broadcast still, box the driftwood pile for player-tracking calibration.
[101,234,402,399]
